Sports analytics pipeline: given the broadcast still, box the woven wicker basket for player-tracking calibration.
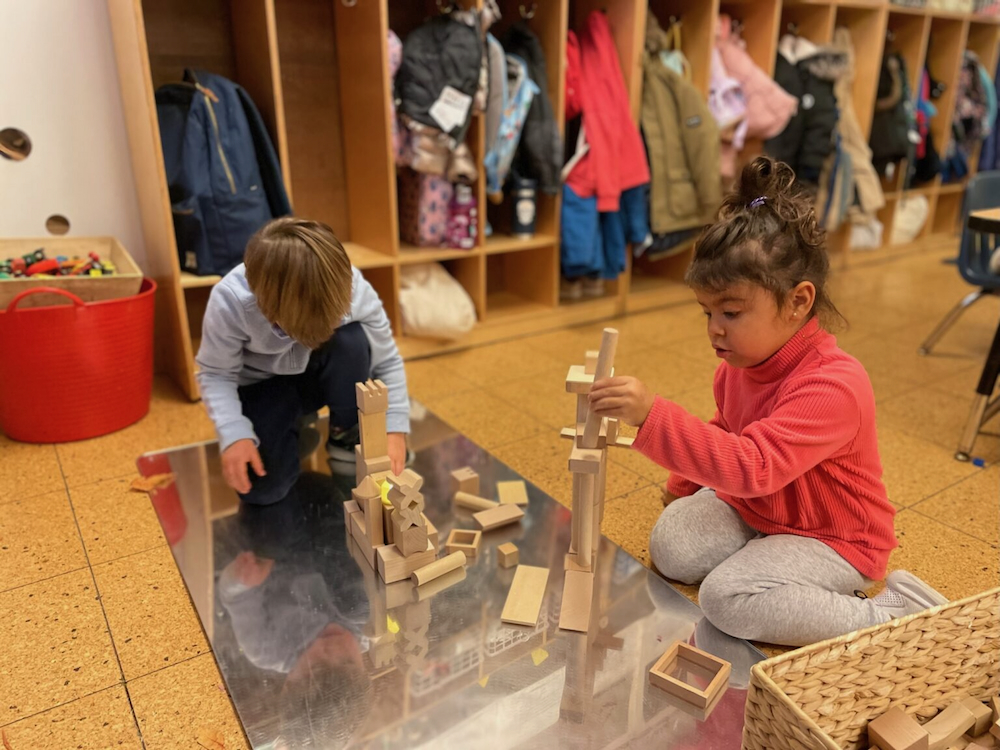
[743,587,1000,750]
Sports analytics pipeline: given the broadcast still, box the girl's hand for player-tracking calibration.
[387,432,408,476]
[589,376,655,427]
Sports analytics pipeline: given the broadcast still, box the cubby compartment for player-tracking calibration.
[360,264,401,334]
[926,17,970,169]
[441,254,486,321]
[779,3,835,46]
[485,246,558,319]
[645,0,715,95]
[721,0,782,80]
[835,7,887,140]
[931,189,964,236]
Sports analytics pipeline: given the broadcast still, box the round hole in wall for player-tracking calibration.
[0,128,32,161]
[45,215,71,236]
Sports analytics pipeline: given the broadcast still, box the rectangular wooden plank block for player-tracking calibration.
[497,480,529,505]
[569,446,603,474]
[473,503,524,531]
[362,492,384,547]
[343,499,360,524]
[359,410,387,459]
[377,540,435,584]
[350,512,377,569]
[501,565,548,627]
[423,513,438,548]
[559,570,594,632]
[868,706,929,750]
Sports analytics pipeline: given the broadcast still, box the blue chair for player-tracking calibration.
[919,170,1000,355]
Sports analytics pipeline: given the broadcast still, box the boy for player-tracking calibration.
[197,218,409,504]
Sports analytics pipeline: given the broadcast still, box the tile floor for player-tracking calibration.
[1,241,998,747]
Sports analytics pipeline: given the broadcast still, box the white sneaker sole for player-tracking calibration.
[886,570,948,610]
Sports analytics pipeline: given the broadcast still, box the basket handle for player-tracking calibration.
[5,286,86,313]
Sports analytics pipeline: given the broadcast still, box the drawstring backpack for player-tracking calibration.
[483,54,539,201]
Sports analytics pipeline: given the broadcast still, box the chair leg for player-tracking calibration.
[956,394,988,461]
[919,289,987,355]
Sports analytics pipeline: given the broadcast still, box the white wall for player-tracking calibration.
[0,0,147,270]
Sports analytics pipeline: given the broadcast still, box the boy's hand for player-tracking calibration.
[222,438,266,494]
[387,433,407,476]
[589,376,655,427]
[233,551,274,587]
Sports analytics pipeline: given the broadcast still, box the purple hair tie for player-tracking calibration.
[749,196,767,208]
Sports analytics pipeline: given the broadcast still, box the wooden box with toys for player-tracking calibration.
[743,586,1000,750]
[0,237,143,308]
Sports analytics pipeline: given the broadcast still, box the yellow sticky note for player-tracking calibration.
[531,648,549,666]
[386,615,399,634]
[381,480,392,507]
[478,675,489,687]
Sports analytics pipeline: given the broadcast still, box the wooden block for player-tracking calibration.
[350,513,377,569]
[411,550,466,585]
[606,418,619,444]
[576,393,589,423]
[497,480,529,505]
[648,642,731,709]
[558,569,594,633]
[392,506,423,529]
[991,719,1000,741]
[352,475,381,503]
[396,468,424,491]
[566,364,615,394]
[497,542,519,568]
[454,491,498,511]
[415,565,465,601]
[389,484,425,515]
[992,695,1000,722]
[382,504,394,545]
[377,539,435,584]
[962,698,994,738]
[560,423,607,449]
[868,707,929,750]
[564,552,592,573]
[450,467,479,496]
[925,702,977,750]
[444,528,482,557]
[362,492,384,547]
[396,524,428,557]
[584,349,599,374]
[356,445,391,480]
[343,499,360,525]
[356,379,389,413]
[359,410,387,459]
[473,503,524,532]
[422,513,438,548]
[500,565,548,627]
[582,329,618,448]
[569,446,603,474]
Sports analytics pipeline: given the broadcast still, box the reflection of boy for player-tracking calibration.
[219,551,373,748]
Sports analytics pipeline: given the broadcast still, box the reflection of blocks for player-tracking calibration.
[450,467,479,496]
[356,379,389,413]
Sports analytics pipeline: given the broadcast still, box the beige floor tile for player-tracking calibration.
[488,362,581,431]
[609,446,671,486]
[491,432,651,508]
[0,489,87,593]
[878,387,1000,462]
[912,467,1000,545]
[601,485,665,570]
[56,377,215,488]
[521,324,615,363]
[877,426,980,508]
[422,389,546,450]
[128,653,249,750]
[0,686,139,748]
[93,546,209,681]
[432,338,565,388]
[615,349,716,400]
[0,437,64,506]
[0,568,119,726]
[405,356,477,402]
[69,477,167,566]
[846,331,981,388]
[888,510,1000,601]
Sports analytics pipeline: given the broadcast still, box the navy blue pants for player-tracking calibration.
[237,322,370,505]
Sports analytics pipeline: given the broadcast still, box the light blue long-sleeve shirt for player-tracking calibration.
[196,264,409,451]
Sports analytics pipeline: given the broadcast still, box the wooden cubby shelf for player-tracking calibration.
[108,0,1000,396]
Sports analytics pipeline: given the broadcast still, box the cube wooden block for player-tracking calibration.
[396,524,428,557]
[450,467,479,496]
[568,446,602,474]
[445,528,481,557]
[648,642,731,709]
[497,480,529,505]
[867,707,929,750]
[497,542,519,568]
[356,379,388,413]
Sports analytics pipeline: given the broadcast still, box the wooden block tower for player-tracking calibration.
[346,379,438,584]
[558,328,633,633]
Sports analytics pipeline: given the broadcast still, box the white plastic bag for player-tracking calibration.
[890,195,929,245]
[399,263,477,340]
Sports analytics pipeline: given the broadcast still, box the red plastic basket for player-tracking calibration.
[0,279,157,443]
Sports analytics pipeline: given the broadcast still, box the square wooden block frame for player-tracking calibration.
[445,528,482,557]
[648,642,731,709]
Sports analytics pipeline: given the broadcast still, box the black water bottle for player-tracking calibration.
[510,176,537,238]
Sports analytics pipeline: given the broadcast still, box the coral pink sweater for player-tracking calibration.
[633,319,896,580]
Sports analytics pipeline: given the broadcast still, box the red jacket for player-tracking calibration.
[565,12,650,212]
[634,319,896,580]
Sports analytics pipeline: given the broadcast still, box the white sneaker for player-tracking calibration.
[870,570,948,619]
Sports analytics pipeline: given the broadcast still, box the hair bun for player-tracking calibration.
[736,156,796,206]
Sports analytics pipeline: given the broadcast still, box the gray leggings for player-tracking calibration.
[650,489,890,647]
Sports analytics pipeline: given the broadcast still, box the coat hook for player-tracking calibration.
[436,0,454,13]
[668,14,681,26]
[341,0,357,6]
[520,2,536,20]
[787,21,799,35]
[886,27,896,43]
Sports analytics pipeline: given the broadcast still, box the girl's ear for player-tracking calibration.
[788,281,816,320]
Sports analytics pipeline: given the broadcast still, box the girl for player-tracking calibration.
[589,157,947,646]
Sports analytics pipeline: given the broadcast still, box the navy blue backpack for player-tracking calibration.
[156,69,291,276]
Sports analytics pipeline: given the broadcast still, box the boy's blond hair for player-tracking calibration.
[244,218,353,349]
